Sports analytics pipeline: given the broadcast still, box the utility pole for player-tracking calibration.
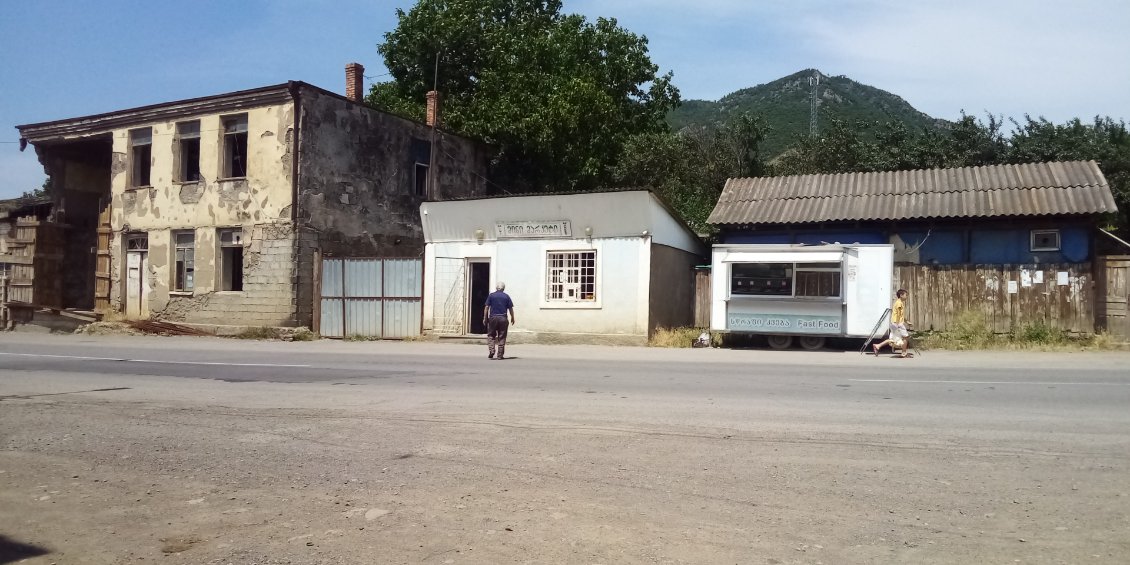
[809,71,820,137]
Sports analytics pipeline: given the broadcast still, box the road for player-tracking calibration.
[1,333,1128,564]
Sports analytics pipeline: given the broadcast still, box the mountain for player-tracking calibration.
[668,69,947,156]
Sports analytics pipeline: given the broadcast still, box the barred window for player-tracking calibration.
[546,251,596,302]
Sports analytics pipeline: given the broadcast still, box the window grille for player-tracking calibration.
[546,251,596,302]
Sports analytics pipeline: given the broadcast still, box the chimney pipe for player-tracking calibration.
[345,62,364,102]
[426,91,442,127]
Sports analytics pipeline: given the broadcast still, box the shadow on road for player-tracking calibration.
[0,534,49,564]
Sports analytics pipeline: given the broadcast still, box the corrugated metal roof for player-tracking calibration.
[708,161,1118,226]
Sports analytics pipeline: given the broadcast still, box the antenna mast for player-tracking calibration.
[809,71,820,136]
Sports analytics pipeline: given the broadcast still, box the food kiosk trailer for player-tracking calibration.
[710,244,893,349]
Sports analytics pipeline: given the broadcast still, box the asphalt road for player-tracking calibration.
[1,333,1129,564]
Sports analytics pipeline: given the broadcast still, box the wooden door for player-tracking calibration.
[94,197,112,312]
[1097,256,1130,339]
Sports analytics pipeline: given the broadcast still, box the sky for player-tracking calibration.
[1,0,1127,199]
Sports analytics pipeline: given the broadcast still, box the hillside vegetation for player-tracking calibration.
[668,69,946,156]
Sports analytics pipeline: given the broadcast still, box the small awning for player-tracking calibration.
[720,251,844,263]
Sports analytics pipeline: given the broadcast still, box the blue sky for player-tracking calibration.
[2,0,1127,198]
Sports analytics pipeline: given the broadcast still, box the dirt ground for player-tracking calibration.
[2,337,1129,564]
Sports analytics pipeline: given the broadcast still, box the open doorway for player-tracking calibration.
[467,260,491,334]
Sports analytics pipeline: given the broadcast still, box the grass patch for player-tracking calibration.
[234,326,282,340]
[649,327,721,348]
[913,309,1121,351]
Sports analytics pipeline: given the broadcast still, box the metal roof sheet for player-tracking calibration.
[708,161,1117,225]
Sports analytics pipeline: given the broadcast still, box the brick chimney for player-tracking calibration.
[345,62,364,102]
[426,90,442,127]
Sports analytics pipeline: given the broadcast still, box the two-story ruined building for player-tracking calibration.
[15,64,489,332]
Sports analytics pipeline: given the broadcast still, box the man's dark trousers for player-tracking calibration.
[487,315,509,359]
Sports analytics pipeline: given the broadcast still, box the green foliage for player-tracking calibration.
[771,113,1130,236]
[616,112,770,231]
[370,0,679,193]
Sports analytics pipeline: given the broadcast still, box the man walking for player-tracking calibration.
[483,282,515,360]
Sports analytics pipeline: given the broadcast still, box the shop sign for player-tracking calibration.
[727,313,842,334]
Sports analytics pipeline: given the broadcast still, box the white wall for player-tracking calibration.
[425,236,650,336]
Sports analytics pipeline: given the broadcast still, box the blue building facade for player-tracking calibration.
[719,220,1092,265]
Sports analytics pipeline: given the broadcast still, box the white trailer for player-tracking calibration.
[710,244,893,349]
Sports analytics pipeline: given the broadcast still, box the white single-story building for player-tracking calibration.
[420,190,707,344]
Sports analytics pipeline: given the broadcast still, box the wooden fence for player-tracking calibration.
[689,263,1100,334]
[895,263,1094,334]
[1095,256,1130,339]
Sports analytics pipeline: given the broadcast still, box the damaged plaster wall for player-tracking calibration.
[108,102,300,326]
[296,87,490,258]
[292,88,490,328]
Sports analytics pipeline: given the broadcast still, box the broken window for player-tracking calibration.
[414,163,429,198]
[173,230,195,292]
[218,228,244,292]
[129,128,152,187]
[222,114,248,178]
[177,121,201,182]
[546,251,597,302]
[410,138,431,197]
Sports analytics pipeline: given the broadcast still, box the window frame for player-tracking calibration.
[217,227,244,292]
[1030,229,1061,252]
[541,247,601,309]
[728,261,843,300]
[175,120,202,183]
[128,127,153,188]
[414,162,430,198]
[172,230,196,294]
[220,114,249,179]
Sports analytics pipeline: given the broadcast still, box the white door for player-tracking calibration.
[844,245,893,335]
[125,251,149,320]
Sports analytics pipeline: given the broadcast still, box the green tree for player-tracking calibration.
[370,0,679,192]
[615,113,771,231]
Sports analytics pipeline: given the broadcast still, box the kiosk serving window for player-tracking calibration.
[731,261,841,298]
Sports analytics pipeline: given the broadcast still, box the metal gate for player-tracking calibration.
[319,257,422,339]
[432,257,466,335]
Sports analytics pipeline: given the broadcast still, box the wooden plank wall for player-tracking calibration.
[1095,256,1130,339]
[894,263,1094,334]
[694,268,712,328]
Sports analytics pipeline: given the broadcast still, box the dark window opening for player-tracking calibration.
[731,263,792,296]
[129,128,152,187]
[1030,229,1061,252]
[414,163,429,197]
[219,228,244,291]
[177,121,201,182]
[222,115,248,178]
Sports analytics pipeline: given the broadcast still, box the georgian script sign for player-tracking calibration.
[495,220,572,238]
[727,313,842,335]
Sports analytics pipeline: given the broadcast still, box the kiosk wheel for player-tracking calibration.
[767,335,793,350]
[798,336,826,351]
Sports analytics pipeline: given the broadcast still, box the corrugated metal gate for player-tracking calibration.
[319,257,422,339]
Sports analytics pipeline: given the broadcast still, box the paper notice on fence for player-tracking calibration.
[1021,270,1032,287]
[1008,280,1019,294]
[1034,270,1044,284]
[1057,271,1069,286]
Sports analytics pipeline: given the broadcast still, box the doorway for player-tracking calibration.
[124,233,149,320]
[467,260,491,334]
